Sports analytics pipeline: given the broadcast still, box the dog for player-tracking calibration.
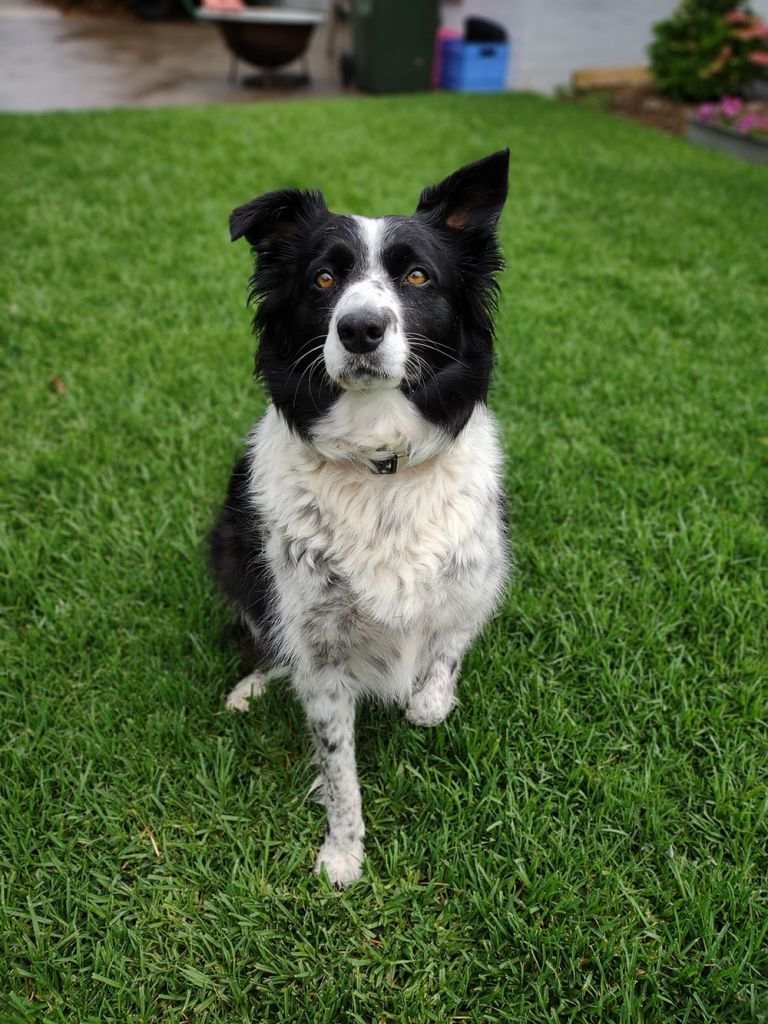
[210,150,510,887]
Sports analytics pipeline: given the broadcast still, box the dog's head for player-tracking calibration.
[230,150,508,440]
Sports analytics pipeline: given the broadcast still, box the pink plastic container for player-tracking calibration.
[432,27,462,88]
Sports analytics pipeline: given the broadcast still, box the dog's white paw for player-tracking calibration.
[314,839,364,888]
[405,670,456,727]
[225,671,267,713]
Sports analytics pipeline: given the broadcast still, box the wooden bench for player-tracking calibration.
[571,66,653,92]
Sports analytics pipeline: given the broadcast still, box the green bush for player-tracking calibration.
[650,0,768,101]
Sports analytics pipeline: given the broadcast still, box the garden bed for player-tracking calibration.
[687,95,768,163]
[566,82,768,141]
[688,115,768,162]
[563,83,694,137]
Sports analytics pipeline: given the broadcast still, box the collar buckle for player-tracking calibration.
[369,453,401,475]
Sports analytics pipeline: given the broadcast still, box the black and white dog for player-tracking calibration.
[210,150,510,886]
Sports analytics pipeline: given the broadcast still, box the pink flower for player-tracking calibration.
[736,112,758,132]
[697,102,718,122]
[736,112,768,134]
[732,22,768,39]
[720,96,744,117]
[748,50,768,65]
[725,8,751,23]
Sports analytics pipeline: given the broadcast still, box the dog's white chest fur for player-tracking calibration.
[247,393,507,699]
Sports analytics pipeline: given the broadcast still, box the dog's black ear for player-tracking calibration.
[229,188,327,247]
[416,149,509,231]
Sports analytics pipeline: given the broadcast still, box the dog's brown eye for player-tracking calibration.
[315,271,335,290]
[405,268,428,286]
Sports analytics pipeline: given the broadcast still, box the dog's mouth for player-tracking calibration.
[335,356,400,391]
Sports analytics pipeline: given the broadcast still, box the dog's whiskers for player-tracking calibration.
[404,352,442,400]
[292,352,329,411]
[407,335,469,370]
[287,339,327,375]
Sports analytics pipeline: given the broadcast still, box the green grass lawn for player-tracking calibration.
[1,92,767,1023]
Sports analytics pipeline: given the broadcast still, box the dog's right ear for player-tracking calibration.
[229,188,327,248]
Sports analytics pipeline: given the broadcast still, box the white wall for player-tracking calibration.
[440,0,768,93]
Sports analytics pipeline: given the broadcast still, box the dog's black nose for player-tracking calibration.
[337,310,390,354]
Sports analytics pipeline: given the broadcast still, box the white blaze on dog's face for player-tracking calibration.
[322,217,408,391]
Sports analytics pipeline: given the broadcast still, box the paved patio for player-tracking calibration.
[0,0,345,111]
[8,0,767,113]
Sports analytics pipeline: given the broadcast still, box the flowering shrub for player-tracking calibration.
[650,0,768,101]
[696,95,768,135]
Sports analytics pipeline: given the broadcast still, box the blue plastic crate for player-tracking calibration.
[439,40,510,92]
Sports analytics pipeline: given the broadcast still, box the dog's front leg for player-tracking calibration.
[300,673,364,887]
[406,628,475,728]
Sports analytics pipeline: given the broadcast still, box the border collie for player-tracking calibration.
[210,150,510,887]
